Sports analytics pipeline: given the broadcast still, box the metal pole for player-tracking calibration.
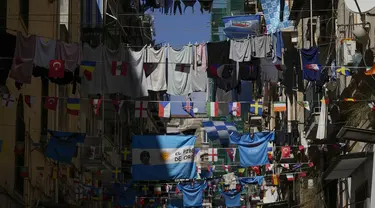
[310,0,313,47]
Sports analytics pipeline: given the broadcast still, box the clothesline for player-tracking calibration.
[2,94,374,103]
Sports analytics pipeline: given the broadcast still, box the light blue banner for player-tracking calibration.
[230,131,274,167]
[132,135,197,181]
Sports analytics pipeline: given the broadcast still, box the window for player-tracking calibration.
[15,95,25,194]
[19,0,29,28]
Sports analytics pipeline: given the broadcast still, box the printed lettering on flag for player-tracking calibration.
[135,101,148,118]
[49,60,65,78]
[158,101,171,118]
[111,61,127,76]
[132,135,197,180]
[208,148,218,162]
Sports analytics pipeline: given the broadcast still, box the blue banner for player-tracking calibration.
[132,135,197,181]
[230,131,274,167]
[222,15,260,39]
[45,130,86,163]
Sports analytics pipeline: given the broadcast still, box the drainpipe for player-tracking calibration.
[55,0,60,204]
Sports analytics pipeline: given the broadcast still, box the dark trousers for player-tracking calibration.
[174,0,182,15]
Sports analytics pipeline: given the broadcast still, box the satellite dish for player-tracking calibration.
[344,0,375,13]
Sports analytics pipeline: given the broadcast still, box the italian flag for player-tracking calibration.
[207,102,219,117]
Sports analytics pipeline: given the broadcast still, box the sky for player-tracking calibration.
[147,3,211,47]
[147,3,211,116]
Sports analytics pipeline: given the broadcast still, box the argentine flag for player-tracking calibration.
[132,135,197,181]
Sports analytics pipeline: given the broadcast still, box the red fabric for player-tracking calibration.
[44,96,58,110]
[49,60,65,78]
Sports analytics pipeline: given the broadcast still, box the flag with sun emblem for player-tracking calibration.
[132,135,197,180]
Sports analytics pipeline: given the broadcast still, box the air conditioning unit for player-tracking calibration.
[340,40,356,65]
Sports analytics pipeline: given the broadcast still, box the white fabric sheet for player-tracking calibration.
[191,44,208,92]
[81,44,105,95]
[34,36,57,68]
[167,45,193,96]
[56,41,81,72]
[145,46,167,91]
[229,39,251,62]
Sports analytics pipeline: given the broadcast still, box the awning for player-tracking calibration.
[323,152,372,180]
[336,126,375,143]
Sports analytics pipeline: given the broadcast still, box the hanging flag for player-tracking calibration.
[281,146,290,158]
[142,185,149,195]
[0,140,4,152]
[154,184,162,195]
[272,174,279,185]
[230,131,275,167]
[369,102,375,111]
[336,67,351,76]
[80,61,96,80]
[202,121,237,141]
[91,96,102,116]
[286,174,294,181]
[237,168,245,177]
[111,61,127,76]
[49,60,65,78]
[135,101,148,118]
[281,164,290,169]
[132,135,197,180]
[44,96,58,110]
[301,47,321,81]
[225,148,236,162]
[36,166,44,177]
[24,95,35,108]
[297,101,310,111]
[112,99,124,115]
[112,168,121,181]
[158,101,171,118]
[267,142,273,160]
[316,98,328,139]
[20,167,29,178]
[182,101,195,117]
[320,98,329,104]
[228,102,241,117]
[208,148,218,162]
[222,165,230,173]
[298,172,307,177]
[121,148,131,161]
[52,167,58,179]
[67,98,81,115]
[265,164,274,171]
[344,98,356,102]
[2,94,15,107]
[251,166,260,175]
[207,102,219,117]
[250,100,263,115]
[14,141,25,154]
[273,102,286,112]
[364,64,375,75]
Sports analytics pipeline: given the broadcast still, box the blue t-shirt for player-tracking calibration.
[221,190,241,207]
[177,181,207,207]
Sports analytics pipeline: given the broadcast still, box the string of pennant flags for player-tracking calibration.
[2,94,375,117]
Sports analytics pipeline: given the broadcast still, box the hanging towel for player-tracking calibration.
[81,44,104,94]
[34,36,57,68]
[145,46,167,91]
[124,47,149,98]
[229,39,251,62]
[9,32,35,84]
[191,43,208,92]
[56,41,81,72]
[167,45,193,95]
